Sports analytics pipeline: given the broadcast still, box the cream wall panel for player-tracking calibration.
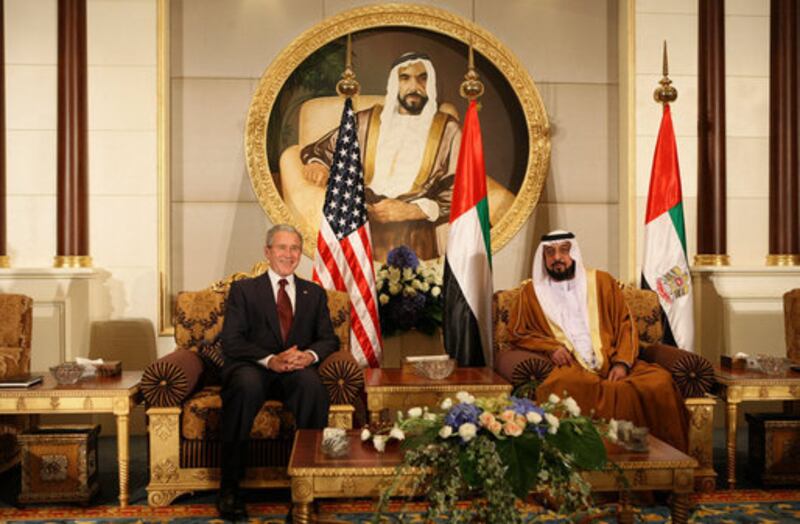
[531,203,619,276]
[6,196,56,267]
[636,13,697,75]
[726,0,769,16]
[727,137,769,198]
[30,302,65,370]
[727,198,769,265]
[6,65,57,130]
[492,216,538,291]
[97,266,158,321]
[636,0,696,14]
[88,0,156,66]
[171,0,322,79]
[475,0,616,84]
[4,0,56,65]
[89,131,157,195]
[6,130,56,195]
[325,0,472,19]
[171,78,258,202]
[90,196,157,268]
[539,82,618,204]
[726,77,769,137]
[88,66,156,130]
[725,15,769,77]
[171,202,267,293]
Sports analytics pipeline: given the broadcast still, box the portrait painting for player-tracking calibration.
[245,4,550,261]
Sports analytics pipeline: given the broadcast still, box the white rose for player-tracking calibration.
[420,281,430,292]
[607,419,619,442]
[458,423,478,442]
[548,393,561,404]
[360,428,371,441]
[526,411,543,424]
[563,397,581,417]
[439,425,453,438]
[402,267,414,281]
[388,283,402,295]
[403,286,417,296]
[379,293,390,305]
[379,269,388,278]
[373,435,387,452]
[455,391,475,404]
[431,286,441,297]
[424,412,437,421]
[545,413,560,434]
[441,397,453,410]
[389,426,405,441]
[407,407,423,419]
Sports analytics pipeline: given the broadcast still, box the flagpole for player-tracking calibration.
[653,41,677,104]
[336,33,359,97]
[460,42,484,101]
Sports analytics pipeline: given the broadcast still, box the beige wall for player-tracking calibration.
[3,0,796,364]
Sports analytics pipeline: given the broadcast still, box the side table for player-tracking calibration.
[365,367,512,424]
[0,371,142,507]
[715,367,800,488]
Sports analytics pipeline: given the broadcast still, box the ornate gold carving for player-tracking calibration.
[694,254,731,266]
[766,254,800,266]
[759,386,770,398]
[192,468,219,481]
[0,255,9,268]
[147,489,189,507]
[293,478,313,500]
[50,396,60,409]
[16,397,25,410]
[83,397,93,410]
[151,414,178,441]
[244,4,549,258]
[53,255,93,268]
[152,458,179,483]
[631,469,647,486]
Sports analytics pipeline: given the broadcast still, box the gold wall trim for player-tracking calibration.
[156,0,173,336]
[694,254,731,266]
[244,3,551,259]
[766,254,800,266]
[53,256,93,268]
[0,255,9,268]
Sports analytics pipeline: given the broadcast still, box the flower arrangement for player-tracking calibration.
[374,246,443,336]
[366,391,613,523]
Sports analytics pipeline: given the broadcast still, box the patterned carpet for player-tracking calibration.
[1,491,800,523]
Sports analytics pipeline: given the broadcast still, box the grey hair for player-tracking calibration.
[265,224,303,250]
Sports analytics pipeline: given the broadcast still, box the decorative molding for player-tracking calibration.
[766,254,800,266]
[53,255,92,268]
[694,254,730,266]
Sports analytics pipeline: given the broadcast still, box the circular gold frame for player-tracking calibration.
[245,3,550,258]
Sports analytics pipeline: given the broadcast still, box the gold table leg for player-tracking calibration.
[672,493,689,524]
[116,412,130,507]
[726,400,738,489]
[293,501,312,523]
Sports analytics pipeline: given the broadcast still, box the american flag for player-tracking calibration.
[312,98,383,368]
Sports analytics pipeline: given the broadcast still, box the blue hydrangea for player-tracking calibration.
[386,245,419,270]
[444,402,482,428]
[508,396,542,416]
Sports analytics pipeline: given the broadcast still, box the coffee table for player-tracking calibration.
[365,367,512,424]
[715,366,800,488]
[288,429,695,524]
[0,371,142,507]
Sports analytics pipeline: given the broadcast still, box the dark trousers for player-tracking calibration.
[219,363,329,489]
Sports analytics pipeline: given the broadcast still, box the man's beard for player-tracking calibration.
[397,93,428,114]
[546,261,576,281]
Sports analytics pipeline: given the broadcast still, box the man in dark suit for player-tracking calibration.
[217,224,339,521]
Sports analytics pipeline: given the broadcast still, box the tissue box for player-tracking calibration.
[18,425,100,504]
[95,360,122,377]
[720,355,747,370]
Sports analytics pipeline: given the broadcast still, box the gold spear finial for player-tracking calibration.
[336,34,360,97]
[653,40,677,104]
[460,41,484,101]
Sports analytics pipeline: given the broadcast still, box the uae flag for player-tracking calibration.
[641,103,694,351]
[443,100,493,367]
[313,98,382,368]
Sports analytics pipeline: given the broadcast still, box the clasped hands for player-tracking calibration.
[267,346,314,373]
[551,347,629,382]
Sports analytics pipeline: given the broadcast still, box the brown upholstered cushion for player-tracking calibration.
[492,283,526,354]
[325,289,351,351]
[140,349,204,407]
[181,386,293,440]
[174,290,226,375]
[0,295,32,377]
[619,284,663,346]
[0,347,26,378]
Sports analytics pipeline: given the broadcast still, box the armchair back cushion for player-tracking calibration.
[0,294,33,377]
[786,289,800,361]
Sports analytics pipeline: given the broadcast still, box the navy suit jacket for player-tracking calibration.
[220,273,339,378]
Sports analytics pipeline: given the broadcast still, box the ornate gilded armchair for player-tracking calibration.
[0,293,33,473]
[492,281,717,492]
[140,263,363,506]
[786,289,800,361]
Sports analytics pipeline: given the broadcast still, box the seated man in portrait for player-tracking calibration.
[300,52,461,261]
[507,230,689,451]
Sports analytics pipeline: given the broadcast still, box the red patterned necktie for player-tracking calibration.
[276,278,293,342]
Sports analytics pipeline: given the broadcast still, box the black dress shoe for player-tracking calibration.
[216,487,248,521]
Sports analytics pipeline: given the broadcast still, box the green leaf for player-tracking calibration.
[549,419,607,470]
[400,425,439,452]
[459,448,479,487]
[495,432,542,499]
